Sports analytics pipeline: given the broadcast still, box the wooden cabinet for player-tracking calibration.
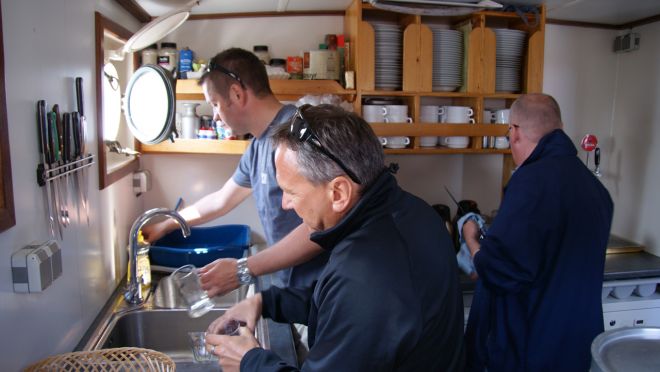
[142,1,545,157]
[140,79,356,155]
[345,0,546,154]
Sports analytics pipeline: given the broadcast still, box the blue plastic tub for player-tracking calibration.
[149,224,250,268]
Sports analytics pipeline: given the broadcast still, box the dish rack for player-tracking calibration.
[24,347,175,372]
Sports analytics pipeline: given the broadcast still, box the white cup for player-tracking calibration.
[378,137,387,146]
[494,136,509,149]
[483,110,494,124]
[495,109,510,124]
[445,106,474,124]
[420,136,438,147]
[363,105,388,123]
[384,105,412,123]
[420,105,441,122]
[383,136,410,149]
[441,136,469,149]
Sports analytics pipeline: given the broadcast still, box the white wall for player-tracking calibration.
[0,1,142,370]
[543,23,660,256]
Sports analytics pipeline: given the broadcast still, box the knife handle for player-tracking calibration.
[37,100,50,164]
[75,77,84,117]
[71,112,81,158]
[63,112,72,163]
[48,111,60,163]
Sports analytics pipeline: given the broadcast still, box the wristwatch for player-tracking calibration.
[236,257,255,285]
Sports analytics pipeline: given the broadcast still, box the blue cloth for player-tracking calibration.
[232,104,303,286]
[242,171,465,371]
[456,212,486,276]
[465,129,613,372]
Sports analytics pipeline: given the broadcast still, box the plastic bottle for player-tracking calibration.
[181,103,200,139]
[178,47,194,79]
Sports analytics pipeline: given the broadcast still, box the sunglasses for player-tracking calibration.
[289,106,361,184]
[206,61,244,88]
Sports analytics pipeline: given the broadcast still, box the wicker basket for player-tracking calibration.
[24,347,175,372]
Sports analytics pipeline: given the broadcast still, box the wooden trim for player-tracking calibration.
[95,12,140,190]
[548,14,660,30]
[141,139,249,155]
[620,13,660,29]
[114,0,151,23]
[0,0,15,232]
[547,18,619,30]
[188,10,345,21]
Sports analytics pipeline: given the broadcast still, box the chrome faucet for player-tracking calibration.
[125,208,191,305]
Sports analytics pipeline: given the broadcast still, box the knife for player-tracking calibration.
[50,111,69,227]
[37,100,58,239]
[75,77,90,225]
[71,111,87,223]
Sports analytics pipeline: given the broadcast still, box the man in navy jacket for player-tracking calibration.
[463,93,614,371]
[205,104,464,371]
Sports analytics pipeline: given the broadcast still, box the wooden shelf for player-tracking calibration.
[371,123,509,137]
[175,78,356,101]
[140,139,249,155]
[384,148,511,155]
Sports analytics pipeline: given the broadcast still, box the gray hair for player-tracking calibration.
[510,93,563,142]
[272,104,385,190]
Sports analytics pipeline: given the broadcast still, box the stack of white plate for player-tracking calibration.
[494,28,527,93]
[371,22,403,91]
[428,26,464,92]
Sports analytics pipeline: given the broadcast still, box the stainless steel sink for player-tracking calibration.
[77,274,260,371]
[100,308,225,370]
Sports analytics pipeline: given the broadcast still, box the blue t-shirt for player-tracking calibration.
[232,104,301,285]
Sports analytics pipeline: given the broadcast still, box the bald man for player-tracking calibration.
[463,94,613,372]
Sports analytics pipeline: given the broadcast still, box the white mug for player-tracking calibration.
[384,105,409,117]
[384,105,412,123]
[444,106,474,123]
[363,105,388,123]
[383,136,410,149]
[420,105,441,122]
[442,136,469,149]
[483,110,494,124]
[494,136,509,149]
[495,109,510,124]
[420,136,438,147]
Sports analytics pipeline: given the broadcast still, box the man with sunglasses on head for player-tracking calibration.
[462,93,613,372]
[141,48,325,293]
[204,104,464,371]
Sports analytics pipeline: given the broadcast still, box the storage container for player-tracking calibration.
[149,224,250,268]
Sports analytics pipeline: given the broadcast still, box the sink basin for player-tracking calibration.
[97,308,269,371]
[100,309,223,361]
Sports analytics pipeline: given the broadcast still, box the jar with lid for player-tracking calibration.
[141,44,158,66]
[253,45,270,65]
[158,42,178,74]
